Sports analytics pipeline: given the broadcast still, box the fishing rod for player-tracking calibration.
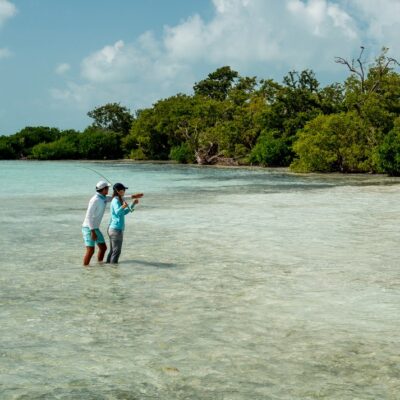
[82,165,144,200]
[81,166,114,185]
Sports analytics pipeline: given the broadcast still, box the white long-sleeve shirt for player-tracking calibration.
[82,193,109,230]
[82,193,134,230]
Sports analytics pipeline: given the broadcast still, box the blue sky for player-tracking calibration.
[1,0,399,134]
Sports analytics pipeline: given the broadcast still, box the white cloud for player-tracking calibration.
[51,82,94,108]
[0,47,10,58]
[52,0,400,112]
[287,0,356,38]
[53,32,194,110]
[81,40,140,83]
[0,0,16,26]
[162,0,359,69]
[350,0,400,56]
[351,0,400,37]
[213,0,250,14]
[55,63,71,75]
[0,0,16,62]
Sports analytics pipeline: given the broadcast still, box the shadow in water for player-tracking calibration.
[121,259,178,269]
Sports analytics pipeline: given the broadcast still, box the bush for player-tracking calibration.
[378,118,400,176]
[0,137,17,159]
[129,148,147,160]
[249,131,292,166]
[12,127,61,157]
[30,137,79,160]
[234,144,248,159]
[291,112,375,173]
[78,128,122,159]
[169,142,194,163]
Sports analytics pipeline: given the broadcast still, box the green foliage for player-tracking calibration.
[227,76,257,106]
[207,95,265,158]
[378,118,400,176]
[29,130,81,160]
[292,112,375,173]
[79,128,122,159]
[342,48,400,131]
[255,70,329,166]
[122,56,400,171]
[249,131,292,166]
[123,97,184,160]
[234,144,248,157]
[87,103,133,135]
[291,48,400,173]
[318,83,345,114]
[3,49,400,173]
[169,142,195,164]
[194,66,239,101]
[0,137,16,159]
[123,108,155,159]
[281,70,321,121]
[129,148,147,160]
[10,126,61,157]
[30,137,79,160]
[123,94,224,161]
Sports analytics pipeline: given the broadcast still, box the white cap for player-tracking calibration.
[96,180,111,190]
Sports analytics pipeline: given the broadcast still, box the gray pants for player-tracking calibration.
[106,228,124,264]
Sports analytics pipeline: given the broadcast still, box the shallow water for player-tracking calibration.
[1,160,400,399]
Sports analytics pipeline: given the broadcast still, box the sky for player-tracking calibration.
[0,0,399,135]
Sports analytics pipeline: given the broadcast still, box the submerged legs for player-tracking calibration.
[97,243,107,262]
[106,228,124,264]
[83,243,107,266]
[83,246,95,266]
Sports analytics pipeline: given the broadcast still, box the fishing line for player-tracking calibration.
[81,166,143,204]
[81,166,114,185]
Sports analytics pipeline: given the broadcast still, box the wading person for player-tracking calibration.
[106,182,139,264]
[82,180,144,266]
[82,180,111,266]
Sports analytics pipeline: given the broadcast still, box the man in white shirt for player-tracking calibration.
[82,180,144,266]
[82,181,111,266]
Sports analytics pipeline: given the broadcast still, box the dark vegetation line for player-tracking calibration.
[1,47,400,175]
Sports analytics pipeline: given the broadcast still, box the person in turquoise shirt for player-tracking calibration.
[106,182,140,264]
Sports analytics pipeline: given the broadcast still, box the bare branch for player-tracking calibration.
[389,57,400,66]
[336,47,400,114]
[335,56,364,81]
[357,47,365,88]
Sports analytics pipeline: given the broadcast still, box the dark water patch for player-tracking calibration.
[171,182,334,195]
[122,259,178,269]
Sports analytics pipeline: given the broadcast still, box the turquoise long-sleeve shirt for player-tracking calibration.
[108,197,135,231]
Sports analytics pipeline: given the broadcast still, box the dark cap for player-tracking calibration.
[113,182,128,191]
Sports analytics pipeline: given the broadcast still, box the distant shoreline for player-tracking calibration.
[5,158,400,183]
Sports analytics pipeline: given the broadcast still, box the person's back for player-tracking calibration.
[82,181,111,266]
[82,192,108,230]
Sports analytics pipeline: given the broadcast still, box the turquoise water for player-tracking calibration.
[1,160,400,399]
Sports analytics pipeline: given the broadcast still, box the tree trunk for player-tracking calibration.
[195,143,220,165]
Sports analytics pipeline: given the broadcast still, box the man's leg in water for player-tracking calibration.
[97,243,107,262]
[83,246,95,266]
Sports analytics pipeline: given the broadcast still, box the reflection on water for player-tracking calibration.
[122,259,178,269]
[1,161,400,399]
